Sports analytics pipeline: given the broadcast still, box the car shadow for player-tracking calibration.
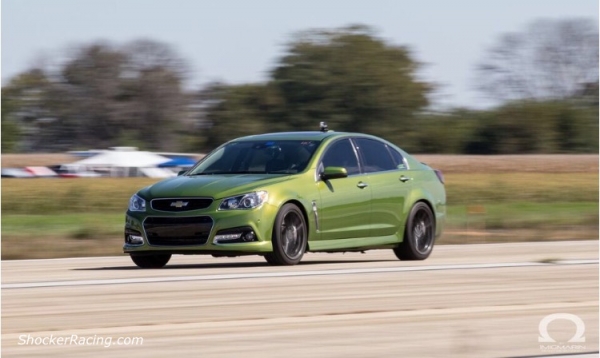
[73,259,396,271]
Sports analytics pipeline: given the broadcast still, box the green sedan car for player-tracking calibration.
[124,127,446,268]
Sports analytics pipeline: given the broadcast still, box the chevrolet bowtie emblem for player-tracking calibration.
[170,201,189,208]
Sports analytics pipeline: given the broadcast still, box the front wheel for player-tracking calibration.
[394,202,435,260]
[130,254,171,268]
[264,204,307,265]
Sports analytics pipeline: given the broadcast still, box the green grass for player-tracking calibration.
[439,202,598,245]
[2,213,124,238]
[1,213,126,259]
[447,202,599,229]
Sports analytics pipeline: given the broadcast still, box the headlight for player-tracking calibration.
[129,194,146,212]
[219,191,268,210]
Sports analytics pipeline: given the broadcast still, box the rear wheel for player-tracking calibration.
[264,204,307,265]
[130,254,171,268]
[394,202,435,260]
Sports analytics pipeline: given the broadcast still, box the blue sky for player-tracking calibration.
[2,0,598,108]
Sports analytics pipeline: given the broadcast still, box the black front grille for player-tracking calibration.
[144,216,213,246]
[151,198,213,212]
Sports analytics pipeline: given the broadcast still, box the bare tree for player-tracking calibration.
[120,39,190,150]
[477,18,598,101]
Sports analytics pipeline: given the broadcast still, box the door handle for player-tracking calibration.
[399,176,412,182]
[357,182,368,189]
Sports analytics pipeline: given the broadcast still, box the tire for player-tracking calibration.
[394,202,435,260]
[264,204,307,265]
[130,254,171,268]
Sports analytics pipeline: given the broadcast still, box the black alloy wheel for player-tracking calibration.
[394,202,435,260]
[264,204,307,265]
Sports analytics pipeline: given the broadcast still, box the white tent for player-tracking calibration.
[62,148,171,177]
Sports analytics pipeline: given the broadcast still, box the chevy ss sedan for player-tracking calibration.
[124,126,446,268]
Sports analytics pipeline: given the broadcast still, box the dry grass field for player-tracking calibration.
[415,154,598,173]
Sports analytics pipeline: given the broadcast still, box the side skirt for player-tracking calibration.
[308,233,403,252]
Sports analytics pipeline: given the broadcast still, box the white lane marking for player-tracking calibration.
[2,259,597,289]
[527,355,599,358]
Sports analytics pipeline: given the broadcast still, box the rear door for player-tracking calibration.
[353,137,409,238]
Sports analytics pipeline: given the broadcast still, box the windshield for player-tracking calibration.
[188,140,321,175]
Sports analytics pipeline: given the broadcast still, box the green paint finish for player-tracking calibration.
[124,131,446,264]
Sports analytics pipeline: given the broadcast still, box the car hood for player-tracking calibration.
[140,174,294,199]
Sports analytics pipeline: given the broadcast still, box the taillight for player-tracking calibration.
[434,169,444,184]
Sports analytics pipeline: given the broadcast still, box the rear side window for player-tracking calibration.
[388,147,406,169]
[321,139,360,175]
[354,138,397,173]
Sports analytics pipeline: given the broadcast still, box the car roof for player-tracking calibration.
[233,131,365,142]
[225,131,421,169]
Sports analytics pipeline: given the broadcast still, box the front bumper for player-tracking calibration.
[124,204,276,254]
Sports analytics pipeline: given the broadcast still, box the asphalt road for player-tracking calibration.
[2,241,598,358]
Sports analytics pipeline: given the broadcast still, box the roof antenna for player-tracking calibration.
[319,122,329,132]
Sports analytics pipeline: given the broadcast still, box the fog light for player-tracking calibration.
[214,227,257,244]
[127,235,144,245]
[214,233,243,243]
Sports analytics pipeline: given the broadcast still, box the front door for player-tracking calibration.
[316,138,371,240]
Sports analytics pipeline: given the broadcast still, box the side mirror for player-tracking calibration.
[320,166,348,181]
[177,170,187,176]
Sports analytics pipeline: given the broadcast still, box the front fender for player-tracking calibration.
[263,185,317,242]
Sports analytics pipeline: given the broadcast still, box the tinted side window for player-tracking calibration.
[388,147,406,169]
[355,138,397,173]
[321,139,360,175]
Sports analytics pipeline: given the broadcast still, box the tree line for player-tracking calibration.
[2,20,598,154]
